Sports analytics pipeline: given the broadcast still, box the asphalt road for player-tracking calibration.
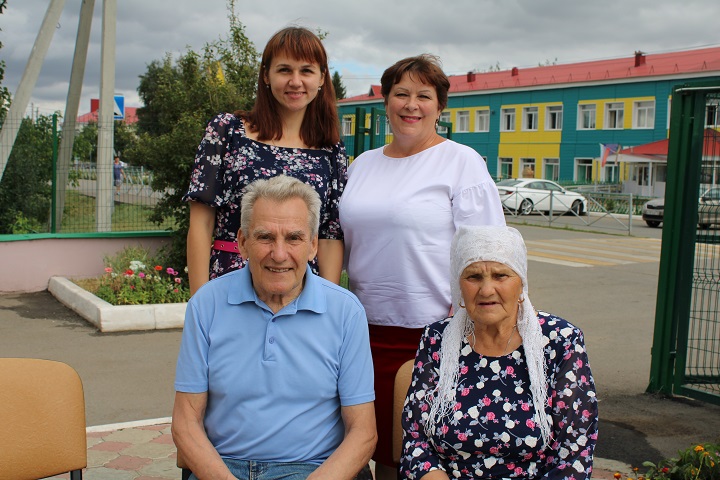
[1,221,719,470]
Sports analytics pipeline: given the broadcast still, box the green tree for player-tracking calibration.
[0,115,55,233]
[127,2,259,268]
[332,71,346,100]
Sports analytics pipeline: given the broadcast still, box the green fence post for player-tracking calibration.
[353,107,367,159]
[647,83,707,394]
[51,113,58,233]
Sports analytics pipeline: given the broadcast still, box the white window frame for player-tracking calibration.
[543,158,559,181]
[633,101,655,129]
[545,105,563,131]
[475,110,490,132]
[520,158,536,177]
[604,102,624,129]
[456,110,470,133]
[385,116,393,136]
[498,157,513,179]
[578,104,596,130]
[342,116,353,136]
[522,107,538,131]
[575,158,593,182]
[501,108,516,132]
[706,100,720,127]
[437,111,451,134]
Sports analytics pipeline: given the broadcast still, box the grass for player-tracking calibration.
[60,191,175,232]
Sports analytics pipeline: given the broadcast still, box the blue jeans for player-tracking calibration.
[189,458,319,480]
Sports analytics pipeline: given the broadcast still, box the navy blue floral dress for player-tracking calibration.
[400,311,598,480]
[183,113,347,279]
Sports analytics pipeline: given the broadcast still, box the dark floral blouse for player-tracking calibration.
[400,311,598,480]
[183,113,347,279]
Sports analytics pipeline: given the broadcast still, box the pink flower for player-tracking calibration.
[453,402,462,411]
[432,352,440,361]
[506,366,515,375]
[173,288,178,293]
[138,272,146,279]
[490,446,499,454]
[421,403,428,412]
[440,425,449,434]
[521,402,530,411]
[507,463,515,470]
[104,267,113,273]
[556,401,566,409]
[460,365,469,374]
[422,462,432,471]
[174,277,182,284]
[515,467,524,475]
[166,267,177,275]
[483,396,491,406]
[575,359,583,368]
[457,433,468,441]
[486,412,496,421]
[461,388,470,396]
[582,409,591,418]
[526,419,536,429]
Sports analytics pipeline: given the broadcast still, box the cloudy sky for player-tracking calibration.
[2,0,720,116]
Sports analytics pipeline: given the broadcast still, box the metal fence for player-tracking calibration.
[649,82,720,404]
[0,114,171,235]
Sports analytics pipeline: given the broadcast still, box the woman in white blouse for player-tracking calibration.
[339,54,506,480]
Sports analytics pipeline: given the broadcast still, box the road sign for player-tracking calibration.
[114,95,125,120]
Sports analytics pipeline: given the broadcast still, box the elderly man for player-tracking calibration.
[172,175,376,480]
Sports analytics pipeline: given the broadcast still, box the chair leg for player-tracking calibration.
[70,469,83,480]
[181,467,192,480]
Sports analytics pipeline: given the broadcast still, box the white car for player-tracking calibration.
[496,179,588,216]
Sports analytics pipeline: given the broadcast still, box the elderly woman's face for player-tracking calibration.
[385,73,441,141]
[459,261,524,327]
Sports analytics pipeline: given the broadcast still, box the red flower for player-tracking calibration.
[154,265,162,271]
[125,269,134,276]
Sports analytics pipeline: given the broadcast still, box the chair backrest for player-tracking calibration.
[0,358,87,480]
[392,359,415,464]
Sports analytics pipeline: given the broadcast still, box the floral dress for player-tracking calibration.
[400,311,598,480]
[183,113,347,279]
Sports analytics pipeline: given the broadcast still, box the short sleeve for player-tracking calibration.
[453,181,507,229]
[318,141,348,240]
[174,300,211,393]
[337,302,375,406]
[183,113,236,207]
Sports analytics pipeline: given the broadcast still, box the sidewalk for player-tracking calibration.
[50,419,630,480]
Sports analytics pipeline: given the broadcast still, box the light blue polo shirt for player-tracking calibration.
[175,265,375,464]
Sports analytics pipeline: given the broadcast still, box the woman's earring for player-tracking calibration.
[265,84,270,88]
[458,301,466,309]
[318,86,322,91]
[518,296,524,304]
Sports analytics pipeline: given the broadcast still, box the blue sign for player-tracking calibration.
[113,95,125,120]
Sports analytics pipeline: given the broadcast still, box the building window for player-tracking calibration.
[522,107,538,131]
[385,116,393,136]
[501,108,516,132]
[375,115,383,135]
[342,116,353,136]
[706,100,720,127]
[456,110,470,132]
[578,104,596,130]
[604,164,619,183]
[543,158,559,181]
[633,101,655,129]
[498,157,513,179]
[437,112,451,134]
[575,158,593,182]
[546,105,563,130]
[475,110,490,132]
[520,158,536,177]
[604,102,624,129]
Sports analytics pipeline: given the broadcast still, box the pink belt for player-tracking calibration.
[212,240,239,253]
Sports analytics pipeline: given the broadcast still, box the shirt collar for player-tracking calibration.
[227,264,326,314]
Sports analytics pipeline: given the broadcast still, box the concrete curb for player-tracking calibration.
[48,276,186,332]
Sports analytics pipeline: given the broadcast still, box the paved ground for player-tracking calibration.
[3,222,720,479]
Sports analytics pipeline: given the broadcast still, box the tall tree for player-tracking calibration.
[332,71,346,100]
[128,3,259,269]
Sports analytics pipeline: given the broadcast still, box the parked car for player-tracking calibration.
[641,186,720,228]
[496,179,588,215]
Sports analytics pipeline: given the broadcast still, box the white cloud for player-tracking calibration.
[2,0,720,115]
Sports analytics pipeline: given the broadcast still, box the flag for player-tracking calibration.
[600,143,620,167]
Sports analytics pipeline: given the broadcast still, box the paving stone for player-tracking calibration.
[104,428,161,444]
[87,450,121,468]
[89,440,133,452]
[122,442,176,459]
[105,455,153,471]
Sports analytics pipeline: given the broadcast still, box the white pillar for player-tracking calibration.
[0,0,67,183]
[96,0,117,232]
[55,0,96,231]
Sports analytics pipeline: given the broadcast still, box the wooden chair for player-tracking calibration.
[392,359,415,464]
[0,358,87,480]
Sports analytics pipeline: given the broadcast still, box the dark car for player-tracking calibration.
[642,187,720,228]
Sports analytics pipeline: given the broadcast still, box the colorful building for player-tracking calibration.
[338,46,720,193]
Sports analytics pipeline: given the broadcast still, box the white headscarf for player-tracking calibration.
[426,225,552,447]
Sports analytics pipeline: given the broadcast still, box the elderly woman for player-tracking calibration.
[400,225,598,480]
[340,54,505,480]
